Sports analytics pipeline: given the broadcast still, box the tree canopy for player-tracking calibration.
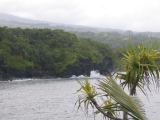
[0,27,113,74]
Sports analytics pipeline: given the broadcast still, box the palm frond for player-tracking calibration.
[99,76,148,120]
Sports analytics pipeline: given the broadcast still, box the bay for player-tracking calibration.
[0,78,159,120]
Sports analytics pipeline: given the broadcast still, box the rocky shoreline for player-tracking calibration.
[0,57,114,81]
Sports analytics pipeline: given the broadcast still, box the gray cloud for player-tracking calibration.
[0,0,160,32]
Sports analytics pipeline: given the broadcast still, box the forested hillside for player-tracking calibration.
[0,27,114,80]
[71,31,159,48]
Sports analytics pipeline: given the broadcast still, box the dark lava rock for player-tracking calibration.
[0,57,114,80]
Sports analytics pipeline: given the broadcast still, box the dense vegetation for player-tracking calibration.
[1,26,159,79]
[0,26,113,75]
[71,31,159,48]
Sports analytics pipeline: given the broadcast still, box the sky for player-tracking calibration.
[0,0,160,32]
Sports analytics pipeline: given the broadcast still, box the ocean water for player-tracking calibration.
[0,71,159,120]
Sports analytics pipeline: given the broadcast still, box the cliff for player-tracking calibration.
[0,57,114,80]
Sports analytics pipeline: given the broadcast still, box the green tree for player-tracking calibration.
[0,27,114,77]
[116,40,160,119]
[117,40,160,95]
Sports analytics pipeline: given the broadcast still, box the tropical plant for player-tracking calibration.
[75,76,148,120]
[116,40,160,95]
[116,40,160,119]
[75,40,160,120]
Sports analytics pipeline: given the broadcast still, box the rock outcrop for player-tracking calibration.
[57,57,114,78]
[0,57,114,80]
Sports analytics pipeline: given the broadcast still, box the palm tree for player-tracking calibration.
[117,40,160,95]
[116,40,160,119]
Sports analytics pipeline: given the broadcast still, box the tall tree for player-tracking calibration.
[116,40,160,119]
[117,40,160,95]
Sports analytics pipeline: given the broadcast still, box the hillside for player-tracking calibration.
[0,13,45,23]
[0,13,160,39]
[0,27,114,80]
[0,13,126,32]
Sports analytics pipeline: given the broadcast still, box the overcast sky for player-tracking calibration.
[0,0,160,32]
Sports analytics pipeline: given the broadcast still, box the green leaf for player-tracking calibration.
[99,76,148,120]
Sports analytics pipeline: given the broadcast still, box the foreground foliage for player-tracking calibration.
[117,40,160,95]
[76,41,160,120]
[116,40,160,119]
[76,77,148,120]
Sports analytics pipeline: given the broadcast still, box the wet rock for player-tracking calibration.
[0,57,114,80]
